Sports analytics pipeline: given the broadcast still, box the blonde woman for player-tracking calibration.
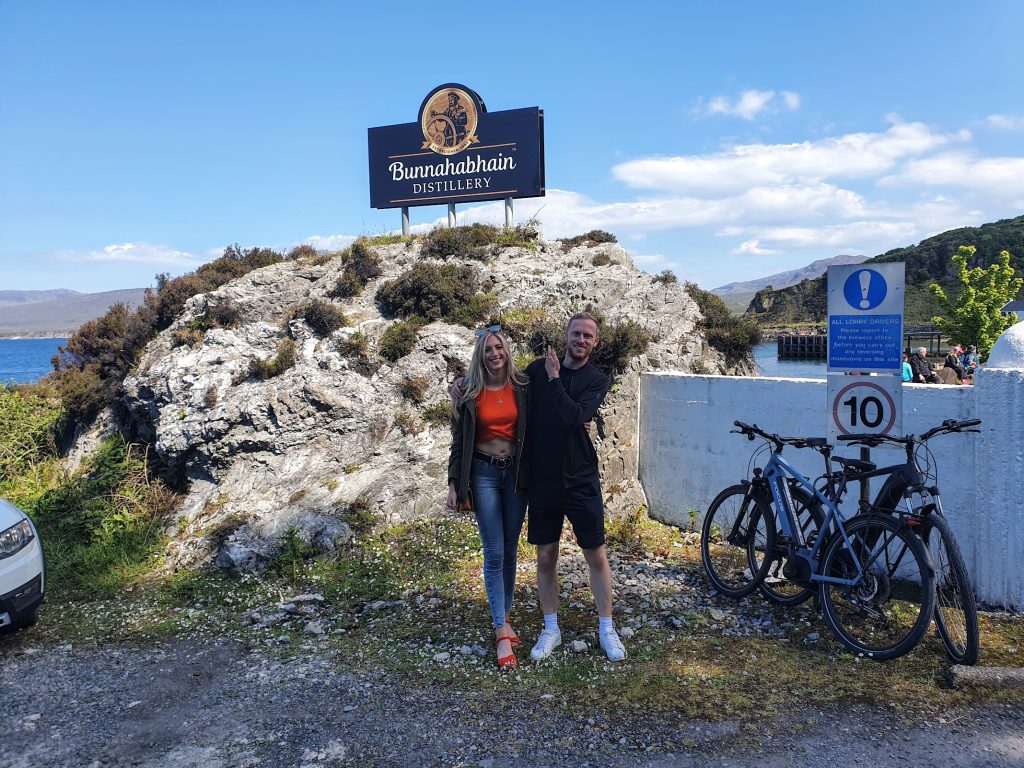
[447,325,529,669]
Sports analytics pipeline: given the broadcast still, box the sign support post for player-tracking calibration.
[505,197,513,227]
[401,207,410,237]
[448,203,456,228]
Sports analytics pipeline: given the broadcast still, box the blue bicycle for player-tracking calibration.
[701,420,936,660]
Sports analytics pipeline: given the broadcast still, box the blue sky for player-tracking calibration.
[2,1,1023,293]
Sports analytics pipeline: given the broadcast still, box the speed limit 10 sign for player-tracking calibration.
[827,376,903,444]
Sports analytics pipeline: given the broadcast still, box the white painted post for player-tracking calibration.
[401,207,410,237]
[505,197,513,227]
[971,323,1024,608]
[448,203,456,228]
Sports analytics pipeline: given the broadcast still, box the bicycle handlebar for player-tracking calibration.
[732,420,829,451]
[836,418,982,447]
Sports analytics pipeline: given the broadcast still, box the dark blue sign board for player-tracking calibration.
[368,83,545,210]
[826,263,905,373]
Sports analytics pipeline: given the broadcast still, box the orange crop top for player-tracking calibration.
[475,384,517,443]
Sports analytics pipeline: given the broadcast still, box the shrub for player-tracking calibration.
[393,411,422,435]
[250,338,297,380]
[423,400,454,426]
[342,496,375,535]
[561,230,617,252]
[378,317,427,362]
[286,244,320,261]
[206,300,242,328]
[171,327,205,349]
[337,332,379,376]
[422,223,503,261]
[653,269,678,285]
[399,375,430,403]
[685,282,761,365]
[302,299,348,337]
[592,252,611,267]
[375,263,479,322]
[0,384,61,487]
[590,318,652,376]
[29,436,179,596]
[328,240,384,299]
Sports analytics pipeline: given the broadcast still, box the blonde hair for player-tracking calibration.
[459,329,527,406]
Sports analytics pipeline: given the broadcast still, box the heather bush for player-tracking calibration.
[250,338,297,380]
[685,282,760,365]
[378,317,426,362]
[302,299,348,337]
[375,263,479,322]
[561,230,617,252]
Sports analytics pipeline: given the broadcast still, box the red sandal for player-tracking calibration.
[496,637,519,670]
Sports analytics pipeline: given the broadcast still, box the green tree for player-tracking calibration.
[929,246,1022,359]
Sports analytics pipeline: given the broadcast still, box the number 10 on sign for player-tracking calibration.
[827,376,903,445]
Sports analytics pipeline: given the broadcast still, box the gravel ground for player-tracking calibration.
[2,636,1022,767]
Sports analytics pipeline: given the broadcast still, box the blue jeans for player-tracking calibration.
[470,457,527,628]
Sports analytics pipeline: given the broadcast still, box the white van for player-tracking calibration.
[0,498,44,631]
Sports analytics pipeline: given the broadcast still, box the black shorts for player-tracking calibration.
[527,480,605,549]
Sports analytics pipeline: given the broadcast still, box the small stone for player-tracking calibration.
[619,627,635,638]
[709,608,725,621]
[25,713,42,722]
[457,645,473,655]
[471,646,488,657]
[343,705,356,712]
[540,694,554,700]
[304,621,324,635]
[807,632,820,641]
[571,640,588,653]
[126,701,142,709]
[433,652,451,662]
[287,593,325,604]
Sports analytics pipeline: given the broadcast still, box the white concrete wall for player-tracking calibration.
[637,373,1022,608]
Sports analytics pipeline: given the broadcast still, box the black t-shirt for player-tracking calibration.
[530,365,582,486]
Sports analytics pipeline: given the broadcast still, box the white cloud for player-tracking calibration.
[880,152,1024,195]
[735,239,779,255]
[986,114,1024,130]
[703,89,801,120]
[59,242,204,266]
[725,221,918,251]
[301,234,358,251]
[614,121,960,195]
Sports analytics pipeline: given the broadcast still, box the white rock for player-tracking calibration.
[619,626,635,638]
[571,640,589,653]
[433,652,451,663]
[303,621,324,635]
[115,239,743,570]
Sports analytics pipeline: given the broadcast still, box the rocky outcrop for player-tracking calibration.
[122,238,749,571]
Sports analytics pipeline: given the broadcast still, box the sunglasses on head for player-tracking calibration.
[475,325,502,337]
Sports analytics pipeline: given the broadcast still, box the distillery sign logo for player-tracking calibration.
[368,83,545,210]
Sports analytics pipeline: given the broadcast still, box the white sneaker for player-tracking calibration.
[600,630,627,662]
[530,630,562,660]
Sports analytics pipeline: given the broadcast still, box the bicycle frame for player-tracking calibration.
[761,449,865,587]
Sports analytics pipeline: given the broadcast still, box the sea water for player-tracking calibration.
[753,341,827,379]
[0,338,67,385]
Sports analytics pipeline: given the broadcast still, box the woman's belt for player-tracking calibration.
[473,451,515,469]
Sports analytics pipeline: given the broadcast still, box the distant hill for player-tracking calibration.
[0,288,147,337]
[712,253,868,314]
[0,289,81,308]
[745,215,1024,325]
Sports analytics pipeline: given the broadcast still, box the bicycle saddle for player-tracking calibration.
[834,456,876,473]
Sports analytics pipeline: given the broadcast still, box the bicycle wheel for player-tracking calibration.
[701,484,775,599]
[921,512,979,665]
[819,514,935,661]
[755,484,824,606]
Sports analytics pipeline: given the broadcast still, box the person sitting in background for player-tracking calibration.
[960,345,979,377]
[943,347,966,382]
[910,347,940,384]
[901,352,912,382]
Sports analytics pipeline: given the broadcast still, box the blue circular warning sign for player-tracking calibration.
[843,269,888,310]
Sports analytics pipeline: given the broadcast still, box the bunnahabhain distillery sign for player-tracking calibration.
[367,83,544,220]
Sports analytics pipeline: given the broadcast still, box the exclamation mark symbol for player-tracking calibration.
[859,270,871,308]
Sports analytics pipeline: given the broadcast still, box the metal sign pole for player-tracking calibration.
[448,203,456,228]
[505,197,513,227]
[401,207,410,237]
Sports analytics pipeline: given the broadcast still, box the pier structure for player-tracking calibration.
[776,327,947,360]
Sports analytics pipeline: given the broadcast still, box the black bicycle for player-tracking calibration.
[835,419,981,665]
